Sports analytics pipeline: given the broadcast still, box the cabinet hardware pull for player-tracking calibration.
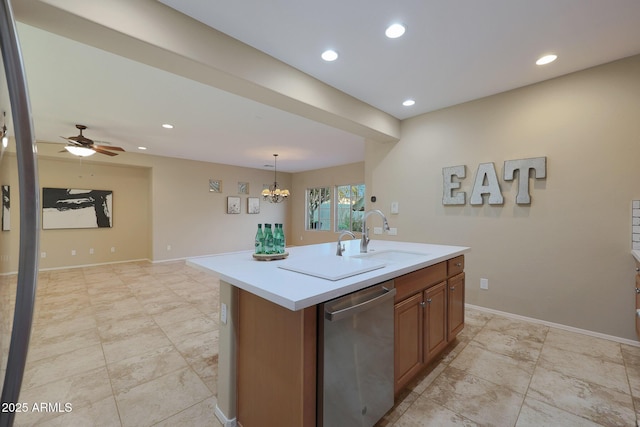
[420,301,426,308]
[455,262,462,267]
[450,287,455,291]
[426,298,432,303]
[637,268,640,272]
[636,288,640,294]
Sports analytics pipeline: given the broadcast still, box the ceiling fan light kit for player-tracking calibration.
[262,154,290,203]
[61,124,125,157]
[64,145,96,156]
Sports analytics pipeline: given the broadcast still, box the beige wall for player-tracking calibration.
[290,162,364,246]
[1,153,151,270]
[0,145,290,272]
[366,54,640,340]
[148,155,289,261]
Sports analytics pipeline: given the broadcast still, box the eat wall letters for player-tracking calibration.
[443,157,546,206]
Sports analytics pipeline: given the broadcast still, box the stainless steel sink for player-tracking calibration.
[349,250,429,263]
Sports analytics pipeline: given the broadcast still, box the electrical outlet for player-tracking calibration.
[388,227,398,236]
[373,227,383,234]
[221,303,228,325]
[41,252,46,258]
[111,247,116,253]
[480,278,489,290]
[89,248,94,254]
[391,201,399,214]
[71,249,76,256]
[167,244,171,251]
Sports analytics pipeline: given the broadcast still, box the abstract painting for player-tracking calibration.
[43,188,113,229]
[227,196,240,214]
[2,185,9,231]
[247,197,260,214]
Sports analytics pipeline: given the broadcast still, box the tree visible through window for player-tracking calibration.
[306,187,331,230]
[336,184,365,233]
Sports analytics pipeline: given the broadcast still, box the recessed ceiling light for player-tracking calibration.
[536,54,557,65]
[321,50,338,62]
[385,23,406,39]
[138,146,147,150]
[162,123,174,129]
[402,99,415,107]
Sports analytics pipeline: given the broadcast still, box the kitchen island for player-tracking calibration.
[188,239,469,427]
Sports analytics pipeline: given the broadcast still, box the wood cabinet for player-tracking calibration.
[393,256,465,395]
[448,272,465,338]
[394,292,423,390]
[424,281,448,360]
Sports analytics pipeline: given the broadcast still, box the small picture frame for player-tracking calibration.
[227,196,241,214]
[247,197,260,214]
[209,179,222,193]
[238,182,249,195]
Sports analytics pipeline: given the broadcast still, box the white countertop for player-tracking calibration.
[633,250,640,263]
[187,240,470,311]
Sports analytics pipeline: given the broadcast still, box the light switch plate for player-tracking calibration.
[391,201,399,214]
[480,278,489,290]
[373,227,383,235]
[388,227,398,236]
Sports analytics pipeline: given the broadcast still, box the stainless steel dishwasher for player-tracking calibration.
[317,280,396,427]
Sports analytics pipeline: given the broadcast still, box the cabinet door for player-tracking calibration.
[448,272,465,340]
[423,281,447,363]
[394,293,423,394]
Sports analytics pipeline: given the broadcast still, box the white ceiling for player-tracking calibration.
[8,0,640,172]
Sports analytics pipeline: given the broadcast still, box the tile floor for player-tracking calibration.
[1,260,639,426]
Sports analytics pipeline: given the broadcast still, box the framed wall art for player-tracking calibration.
[247,197,260,214]
[209,179,222,193]
[42,187,113,229]
[2,185,9,231]
[227,196,240,214]
[238,182,249,195]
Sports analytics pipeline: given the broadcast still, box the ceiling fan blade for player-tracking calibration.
[94,144,125,152]
[60,136,83,146]
[94,147,118,156]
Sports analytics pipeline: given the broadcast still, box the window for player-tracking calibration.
[306,187,331,230]
[336,184,365,233]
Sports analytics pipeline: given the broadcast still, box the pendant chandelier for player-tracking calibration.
[262,154,290,203]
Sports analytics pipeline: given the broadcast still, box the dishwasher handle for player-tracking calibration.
[325,285,396,322]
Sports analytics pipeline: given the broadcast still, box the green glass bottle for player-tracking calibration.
[280,223,286,252]
[264,223,274,254]
[255,224,264,254]
[274,223,283,254]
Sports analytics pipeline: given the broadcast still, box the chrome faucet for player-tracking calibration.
[336,231,356,256]
[360,209,390,253]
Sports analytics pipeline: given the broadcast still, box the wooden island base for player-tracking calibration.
[237,290,317,427]
[234,255,465,427]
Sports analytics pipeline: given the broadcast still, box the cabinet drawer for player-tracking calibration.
[395,262,446,302]
[447,256,464,277]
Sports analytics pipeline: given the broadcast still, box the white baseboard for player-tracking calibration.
[466,303,640,347]
[214,404,236,427]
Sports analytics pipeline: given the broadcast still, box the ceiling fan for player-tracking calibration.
[60,124,125,157]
